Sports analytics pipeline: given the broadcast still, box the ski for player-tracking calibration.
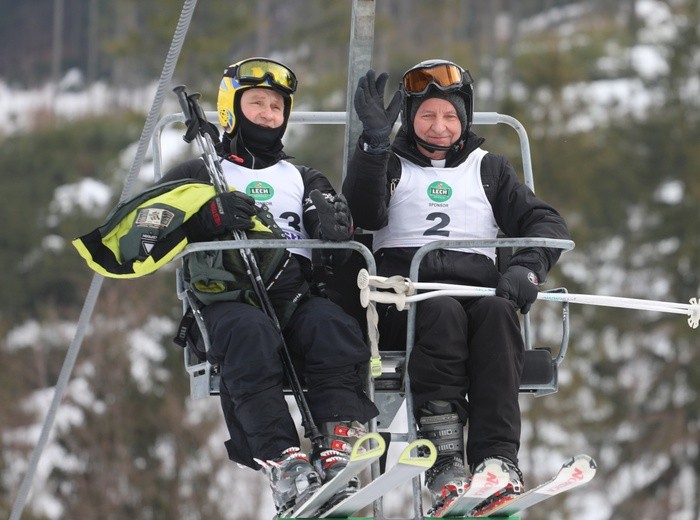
[427,458,511,518]
[286,432,386,518]
[472,454,597,517]
[318,438,437,518]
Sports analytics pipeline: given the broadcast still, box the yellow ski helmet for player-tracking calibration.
[217,57,297,135]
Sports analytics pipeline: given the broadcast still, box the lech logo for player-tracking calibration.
[427,181,452,203]
[247,181,274,201]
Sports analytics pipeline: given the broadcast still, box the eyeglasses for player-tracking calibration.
[224,58,298,94]
[402,63,471,96]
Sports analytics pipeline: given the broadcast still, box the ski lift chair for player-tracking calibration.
[155,110,575,520]
[153,108,575,421]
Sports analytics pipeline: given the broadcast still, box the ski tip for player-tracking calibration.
[568,454,598,470]
[537,454,597,496]
[351,431,386,461]
[399,438,437,467]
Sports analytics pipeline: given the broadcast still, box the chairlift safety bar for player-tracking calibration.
[152,111,535,189]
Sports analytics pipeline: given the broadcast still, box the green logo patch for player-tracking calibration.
[427,181,452,203]
[247,181,274,201]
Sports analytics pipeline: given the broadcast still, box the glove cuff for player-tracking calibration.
[360,131,391,154]
[509,248,550,282]
[508,264,547,287]
[508,263,542,285]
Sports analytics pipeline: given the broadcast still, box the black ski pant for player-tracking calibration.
[379,295,524,466]
[203,296,378,469]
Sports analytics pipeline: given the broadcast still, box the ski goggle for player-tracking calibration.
[224,58,298,94]
[402,63,472,96]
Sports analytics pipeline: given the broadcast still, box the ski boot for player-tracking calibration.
[313,421,368,508]
[418,400,469,513]
[256,447,322,517]
[472,456,525,515]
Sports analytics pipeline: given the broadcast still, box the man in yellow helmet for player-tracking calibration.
[168,58,380,516]
[75,57,378,516]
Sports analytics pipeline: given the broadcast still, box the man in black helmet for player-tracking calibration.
[343,59,571,514]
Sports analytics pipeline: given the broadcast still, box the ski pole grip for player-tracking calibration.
[173,85,193,120]
[189,92,208,123]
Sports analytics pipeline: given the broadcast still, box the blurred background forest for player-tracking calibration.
[1,0,699,519]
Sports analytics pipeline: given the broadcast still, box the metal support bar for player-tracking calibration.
[344,0,376,182]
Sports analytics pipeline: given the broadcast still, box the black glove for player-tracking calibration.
[190,191,256,239]
[354,69,402,152]
[310,189,353,241]
[496,265,540,314]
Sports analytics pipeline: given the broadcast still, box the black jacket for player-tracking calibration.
[343,128,571,285]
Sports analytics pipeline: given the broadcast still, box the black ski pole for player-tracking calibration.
[173,85,325,450]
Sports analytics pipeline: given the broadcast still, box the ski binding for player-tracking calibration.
[286,432,386,518]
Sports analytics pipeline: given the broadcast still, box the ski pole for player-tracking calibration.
[173,85,324,448]
[357,269,700,329]
[173,86,272,315]
[173,85,228,192]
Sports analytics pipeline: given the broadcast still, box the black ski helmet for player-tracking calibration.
[400,59,474,143]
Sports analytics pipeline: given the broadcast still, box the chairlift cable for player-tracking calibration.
[10,2,199,518]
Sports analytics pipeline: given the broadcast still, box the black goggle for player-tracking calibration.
[224,58,297,94]
[402,63,471,96]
